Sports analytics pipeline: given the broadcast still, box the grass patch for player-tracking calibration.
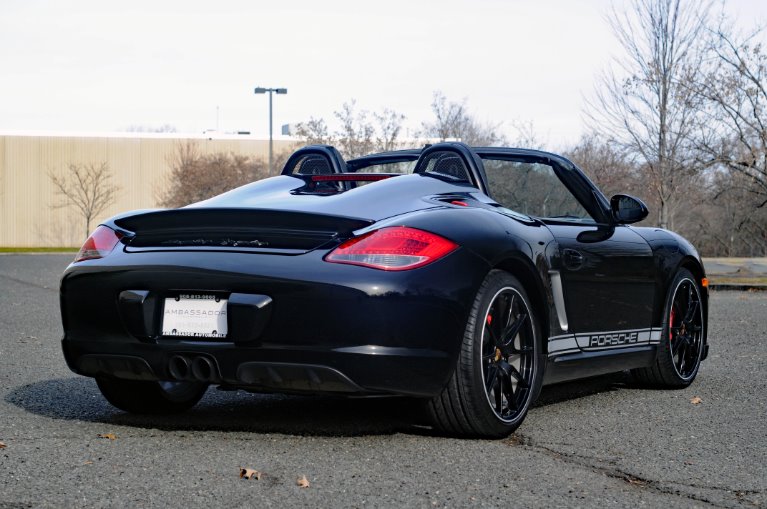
[0,247,78,253]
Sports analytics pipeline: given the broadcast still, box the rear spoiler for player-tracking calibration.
[114,208,373,237]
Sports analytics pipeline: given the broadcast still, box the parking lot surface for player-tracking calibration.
[0,255,764,508]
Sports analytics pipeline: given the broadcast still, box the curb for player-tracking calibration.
[709,284,767,291]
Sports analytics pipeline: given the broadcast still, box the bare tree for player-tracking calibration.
[293,117,334,145]
[334,100,375,158]
[272,148,294,174]
[422,91,469,141]
[565,134,642,198]
[373,108,407,152]
[420,91,506,146]
[293,101,407,157]
[708,170,767,255]
[694,22,767,208]
[588,0,711,229]
[159,141,269,208]
[49,162,121,239]
[509,120,544,150]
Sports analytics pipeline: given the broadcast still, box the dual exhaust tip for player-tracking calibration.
[168,355,219,382]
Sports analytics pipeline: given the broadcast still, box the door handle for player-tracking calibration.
[563,248,584,270]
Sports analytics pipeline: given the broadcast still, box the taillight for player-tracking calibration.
[74,226,123,262]
[325,226,458,271]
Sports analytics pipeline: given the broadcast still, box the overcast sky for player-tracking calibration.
[1,0,765,148]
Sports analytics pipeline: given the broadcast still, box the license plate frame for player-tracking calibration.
[161,293,228,339]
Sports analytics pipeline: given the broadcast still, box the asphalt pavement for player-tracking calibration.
[0,255,764,508]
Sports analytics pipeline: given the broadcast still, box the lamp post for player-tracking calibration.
[254,86,288,175]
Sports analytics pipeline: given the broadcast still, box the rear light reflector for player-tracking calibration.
[325,227,458,271]
[75,226,123,262]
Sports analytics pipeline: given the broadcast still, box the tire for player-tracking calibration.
[427,270,544,438]
[96,377,208,414]
[633,268,705,388]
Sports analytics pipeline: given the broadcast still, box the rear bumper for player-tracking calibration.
[60,247,488,397]
[62,340,452,396]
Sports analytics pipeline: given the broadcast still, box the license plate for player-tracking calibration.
[162,294,228,338]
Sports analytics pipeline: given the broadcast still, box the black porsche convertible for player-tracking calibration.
[60,142,708,437]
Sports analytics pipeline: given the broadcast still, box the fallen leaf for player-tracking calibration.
[84,461,94,465]
[0,441,6,449]
[239,468,261,480]
[97,433,117,440]
[690,396,703,405]
[297,475,310,488]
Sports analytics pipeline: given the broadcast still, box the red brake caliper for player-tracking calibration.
[669,307,676,341]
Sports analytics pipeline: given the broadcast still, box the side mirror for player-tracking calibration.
[610,194,649,224]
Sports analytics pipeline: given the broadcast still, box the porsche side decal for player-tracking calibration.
[548,328,662,357]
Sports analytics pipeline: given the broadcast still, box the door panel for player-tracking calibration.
[545,225,655,333]
[475,151,657,336]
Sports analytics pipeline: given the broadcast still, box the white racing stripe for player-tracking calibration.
[548,327,664,357]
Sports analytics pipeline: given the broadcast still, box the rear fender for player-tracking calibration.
[369,207,555,351]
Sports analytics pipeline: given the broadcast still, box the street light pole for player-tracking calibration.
[254,86,288,175]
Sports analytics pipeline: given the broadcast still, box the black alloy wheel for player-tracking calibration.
[428,270,543,437]
[633,268,705,388]
[481,286,536,422]
[667,277,704,381]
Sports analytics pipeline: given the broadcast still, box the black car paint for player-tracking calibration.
[545,224,656,333]
[61,245,489,396]
[60,143,708,398]
[631,226,709,328]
